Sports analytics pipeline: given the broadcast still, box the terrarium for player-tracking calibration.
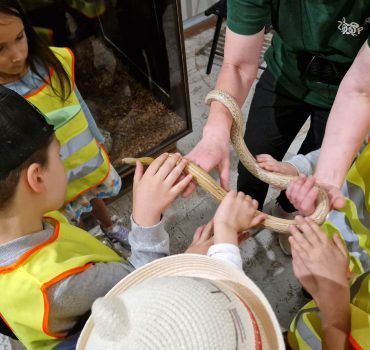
[22,0,192,172]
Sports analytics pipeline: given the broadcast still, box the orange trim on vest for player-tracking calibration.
[0,220,60,274]
[64,144,112,204]
[41,263,93,338]
[350,334,364,350]
[24,68,54,99]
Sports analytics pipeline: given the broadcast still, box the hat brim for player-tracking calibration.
[77,254,285,349]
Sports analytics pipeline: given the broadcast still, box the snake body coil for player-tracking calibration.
[123,90,330,234]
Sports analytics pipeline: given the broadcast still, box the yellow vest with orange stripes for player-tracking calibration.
[25,47,110,204]
[0,213,121,350]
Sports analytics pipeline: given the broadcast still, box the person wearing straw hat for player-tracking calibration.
[76,253,285,350]
[75,186,281,350]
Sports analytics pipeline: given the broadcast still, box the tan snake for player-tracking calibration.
[122,90,330,234]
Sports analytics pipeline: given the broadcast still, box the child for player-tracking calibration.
[0,86,268,350]
[288,216,369,349]
[257,150,370,274]
[258,153,370,348]
[0,1,127,246]
[75,166,285,350]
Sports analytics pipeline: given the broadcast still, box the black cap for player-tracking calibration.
[0,86,54,180]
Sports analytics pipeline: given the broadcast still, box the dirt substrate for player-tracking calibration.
[73,37,186,168]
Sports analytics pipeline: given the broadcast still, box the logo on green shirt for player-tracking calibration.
[338,17,370,37]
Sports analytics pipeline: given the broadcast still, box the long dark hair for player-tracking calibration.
[0,1,71,100]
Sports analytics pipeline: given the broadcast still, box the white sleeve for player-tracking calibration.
[207,243,243,270]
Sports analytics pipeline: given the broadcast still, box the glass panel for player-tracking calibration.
[22,0,191,170]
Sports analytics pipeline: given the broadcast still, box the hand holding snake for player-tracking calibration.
[123,90,330,234]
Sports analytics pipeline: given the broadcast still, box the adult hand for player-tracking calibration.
[256,154,298,176]
[213,191,266,245]
[183,124,231,197]
[185,220,214,255]
[286,175,346,216]
[133,153,192,227]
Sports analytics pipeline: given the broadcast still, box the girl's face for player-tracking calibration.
[0,13,28,79]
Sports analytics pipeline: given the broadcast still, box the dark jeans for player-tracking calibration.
[237,69,330,211]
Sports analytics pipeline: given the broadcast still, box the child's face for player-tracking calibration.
[43,138,68,210]
[0,13,28,78]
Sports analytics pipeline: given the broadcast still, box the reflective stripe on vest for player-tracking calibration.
[289,144,370,349]
[289,274,370,350]
[319,143,370,274]
[67,145,105,182]
[25,47,110,204]
[0,214,121,350]
[293,306,321,350]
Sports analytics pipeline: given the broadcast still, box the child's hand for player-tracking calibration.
[287,175,346,216]
[185,221,214,255]
[213,191,266,245]
[289,216,349,310]
[256,154,298,176]
[133,153,192,226]
[286,175,319,216]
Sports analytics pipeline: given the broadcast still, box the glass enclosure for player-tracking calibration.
[22,0,192,172]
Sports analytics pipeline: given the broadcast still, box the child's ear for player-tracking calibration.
[26,163,46,193]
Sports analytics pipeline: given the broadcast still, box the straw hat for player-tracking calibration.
[77,254,285,349]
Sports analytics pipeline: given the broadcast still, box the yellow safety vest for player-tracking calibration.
[288,143,370,349]
[25,47,110,205]
[288,272,370,350]
[320,143,370,275]
[0,212,121,350]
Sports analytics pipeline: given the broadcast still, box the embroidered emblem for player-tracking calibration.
[338,17,364,36]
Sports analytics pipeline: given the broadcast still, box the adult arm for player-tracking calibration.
[185,0,269,191]
[315,42,370,194]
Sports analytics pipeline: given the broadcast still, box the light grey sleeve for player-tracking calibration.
[285,149,321,176]
[47,216,169,334]
[128,216,170,268]
[47,261,134,333]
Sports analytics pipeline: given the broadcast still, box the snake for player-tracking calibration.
[122,90,330,234]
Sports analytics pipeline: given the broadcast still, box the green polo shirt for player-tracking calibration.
[227,0,370,108]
